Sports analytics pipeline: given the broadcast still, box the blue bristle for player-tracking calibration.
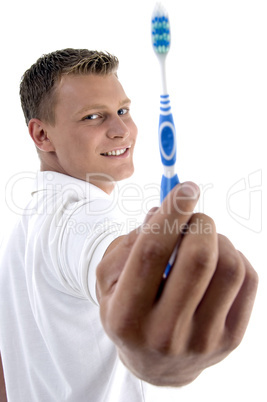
[151,7,171,54]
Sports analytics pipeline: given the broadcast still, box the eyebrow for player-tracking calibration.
[76,98,131,116]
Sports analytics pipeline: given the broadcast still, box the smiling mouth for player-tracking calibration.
[101,147,129,156]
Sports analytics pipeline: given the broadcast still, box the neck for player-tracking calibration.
[40,164,115,195]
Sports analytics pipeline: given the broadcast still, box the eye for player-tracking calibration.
[83,114,99,120]
[117,108,129,116]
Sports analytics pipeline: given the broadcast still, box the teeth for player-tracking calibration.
[103,148,127,156]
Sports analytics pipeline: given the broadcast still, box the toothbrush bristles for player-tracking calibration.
[151,2,171,54]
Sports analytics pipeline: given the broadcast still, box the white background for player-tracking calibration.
[0,0,266,400]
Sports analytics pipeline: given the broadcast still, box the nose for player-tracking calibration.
[106,115,130,139]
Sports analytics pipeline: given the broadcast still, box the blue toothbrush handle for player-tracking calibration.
[161,173,179,203]
[158,94,180,278]
[159,94,179,202]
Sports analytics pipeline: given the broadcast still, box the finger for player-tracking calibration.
[143,207,159,223]
[136,207,159,233]
[187,235,246,349]
[97,207,160,299]
[112,182,200,314]
[153,213,218,331]
[224,251,258,347]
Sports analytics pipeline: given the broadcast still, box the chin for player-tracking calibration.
[116,167,134,181]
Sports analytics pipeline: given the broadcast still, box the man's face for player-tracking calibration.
[44,73,138,193]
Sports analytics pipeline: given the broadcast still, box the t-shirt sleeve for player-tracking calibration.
[53,197,125,305]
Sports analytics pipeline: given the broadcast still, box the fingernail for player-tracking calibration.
[180,181,200,198]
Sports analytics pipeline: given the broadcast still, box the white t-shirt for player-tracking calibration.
[0,171,147,402]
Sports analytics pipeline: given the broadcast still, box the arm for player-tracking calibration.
[0,354,7,402]
[96,181,258,386]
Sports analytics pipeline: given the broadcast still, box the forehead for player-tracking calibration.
[56,73,127,106]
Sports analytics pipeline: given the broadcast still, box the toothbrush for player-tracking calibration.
[151,3,179,278]
[151,3,179,204]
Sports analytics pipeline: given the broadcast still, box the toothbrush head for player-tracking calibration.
[151,3,171,55]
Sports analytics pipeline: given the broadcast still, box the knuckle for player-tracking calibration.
[107,315,130,339]
[140,237,170,267]
[101,303,137,343]
[183,213,218,274]
[246,267,259,291]
[123,229,139,248]
[189,333,212,355]
[154,340,174,356]
[144,207,159,223]
[190,243,216,271]
[220,251,245,284]
[148,329,178,357]
[192,212,214,223]
[238,251,259,290]
[189,213,216,234]
[189,318,222,355]
[217,235,247,284]
[225,328,243,351]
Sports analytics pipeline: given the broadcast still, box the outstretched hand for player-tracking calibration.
[96,182,258,386]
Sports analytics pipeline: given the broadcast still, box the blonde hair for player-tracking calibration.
[20,48,119,125]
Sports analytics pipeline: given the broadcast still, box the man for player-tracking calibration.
[0,48,258,401]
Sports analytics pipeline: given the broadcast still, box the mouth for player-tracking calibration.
[100,147,130,157]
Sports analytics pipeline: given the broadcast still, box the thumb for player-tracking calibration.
[161,181,200,216]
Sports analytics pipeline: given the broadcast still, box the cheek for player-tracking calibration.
[54,134,90,160]
[70,133,97,153]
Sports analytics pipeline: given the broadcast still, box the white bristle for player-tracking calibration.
[152,2,168,19]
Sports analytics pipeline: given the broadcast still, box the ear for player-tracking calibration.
[28,118,56,152]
